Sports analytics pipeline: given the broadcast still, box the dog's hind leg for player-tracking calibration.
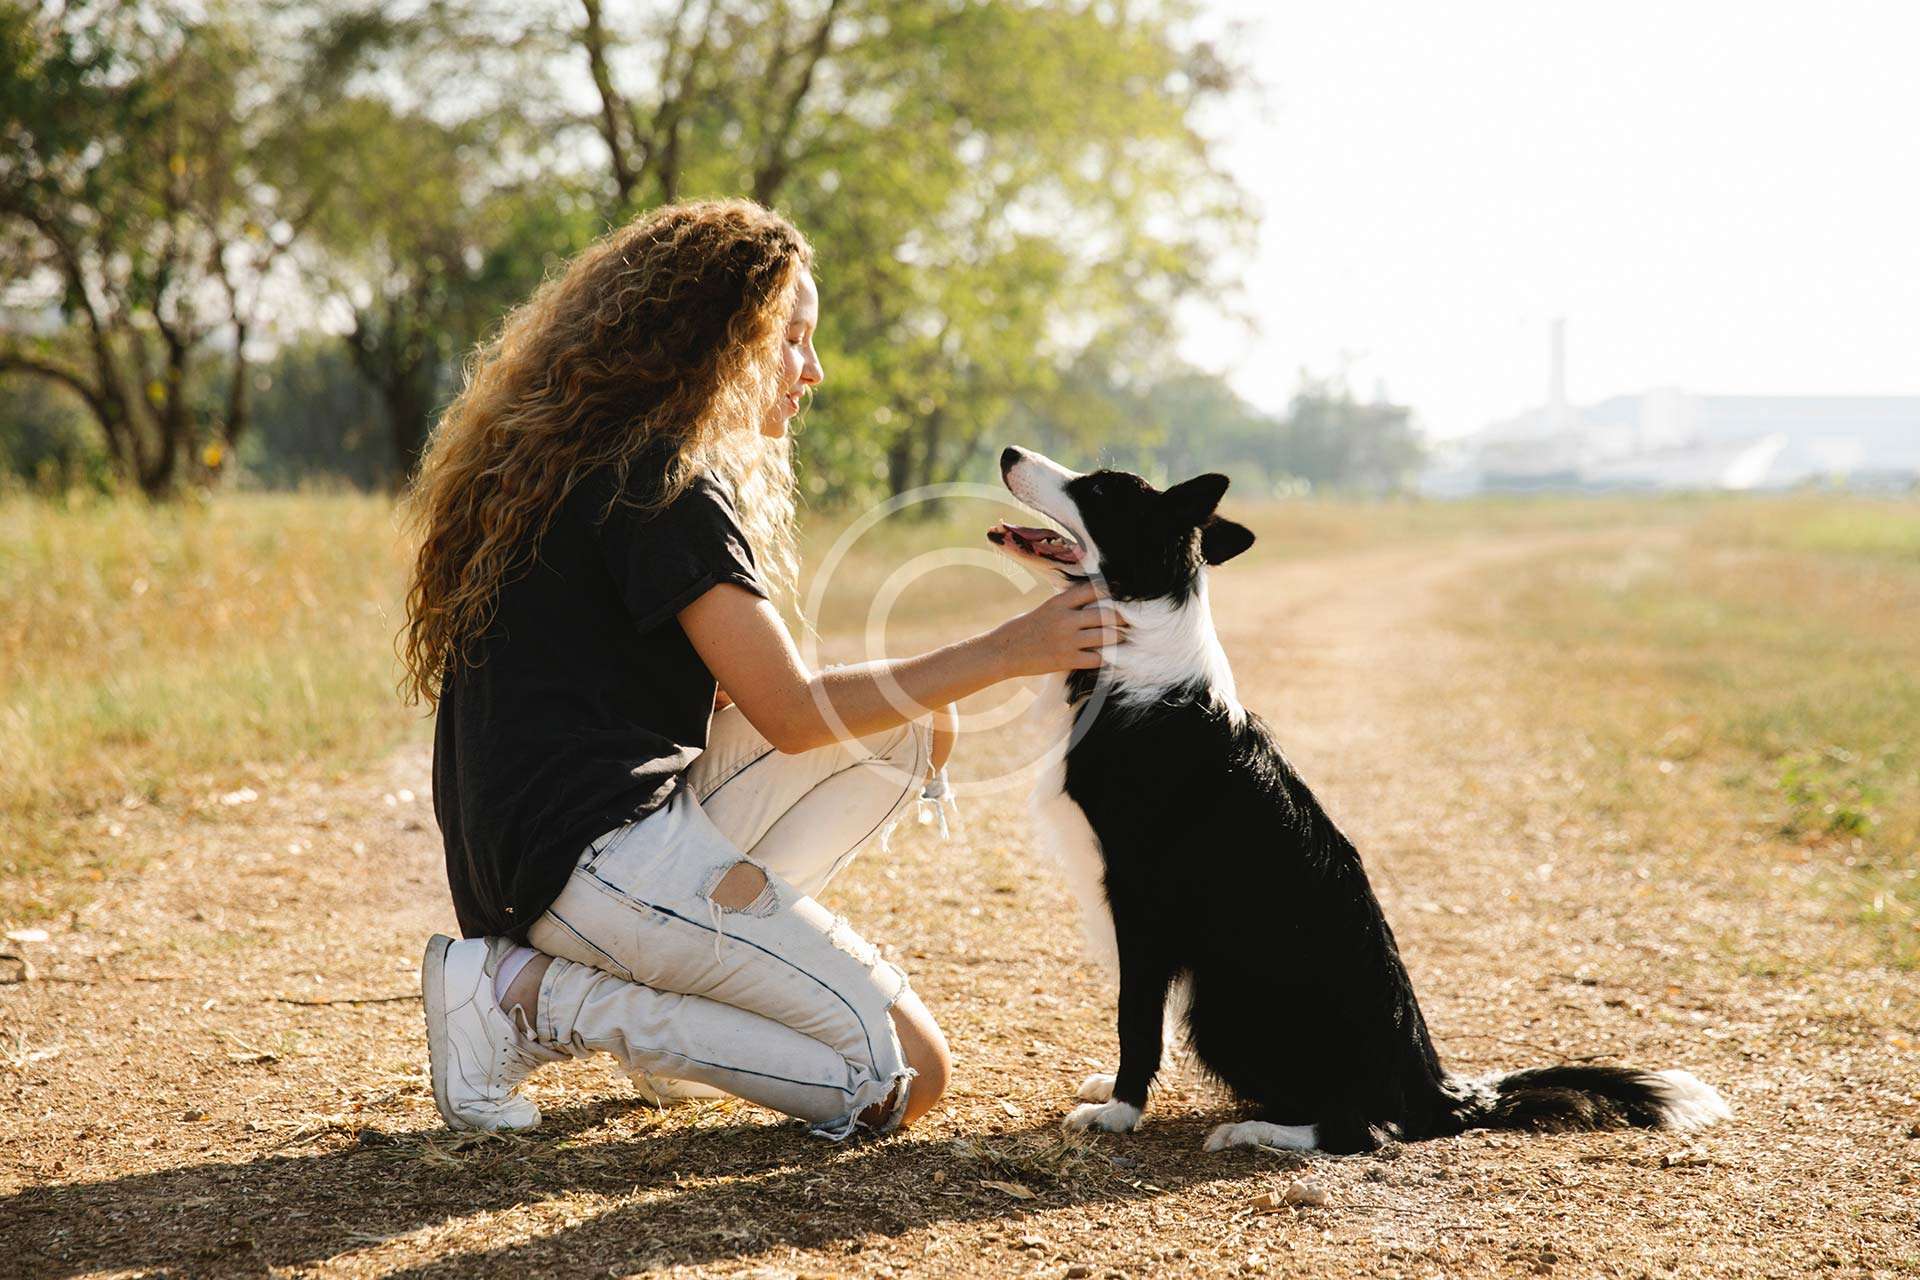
[1203,1119,1320,1152]
[1203,1108,1389,1154]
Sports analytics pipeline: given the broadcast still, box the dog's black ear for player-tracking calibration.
[1201,517,1255,565]
[1165,472,1230,526]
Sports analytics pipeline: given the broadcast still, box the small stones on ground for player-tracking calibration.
[1250,1179,1334,1211]
[1283,1179,1333,1207]
[1660,1147,1712,1168]
[1065,1265,1092,1278]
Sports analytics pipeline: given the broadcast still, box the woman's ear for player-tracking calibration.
[1200,517,1255,565]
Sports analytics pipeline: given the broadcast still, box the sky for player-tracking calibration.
[1181,1,1920,439]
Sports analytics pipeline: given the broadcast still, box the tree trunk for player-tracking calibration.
[915,407,947,492]
[222,322,250,447]
[885,427,915,499]
[385,364,436,488]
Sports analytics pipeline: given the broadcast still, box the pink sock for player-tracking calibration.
[492,945,539,1008]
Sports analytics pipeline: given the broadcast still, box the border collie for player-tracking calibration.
[988,445,1730,1154]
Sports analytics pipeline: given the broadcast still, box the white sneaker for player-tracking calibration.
[422,934,558,1132]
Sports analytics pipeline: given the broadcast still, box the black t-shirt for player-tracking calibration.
[431,466,767,941]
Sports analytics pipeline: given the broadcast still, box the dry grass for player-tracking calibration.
[3,491,1918,1278]
[1469,498,1920,968]
[1,489,1621,919]
[0,493,418,916]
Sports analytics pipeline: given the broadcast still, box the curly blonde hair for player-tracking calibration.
[400,199,810,706]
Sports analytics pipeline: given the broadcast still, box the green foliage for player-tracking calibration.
[238,339,388,490]
[287,77,601,479]
[0,0,321,493]
[1014,365,1425,495]
[0,372,108,490]
[1275,375,1426,494]
[0,1,1444,501]
[504,0,1254,500]
[1776,747,1882,838]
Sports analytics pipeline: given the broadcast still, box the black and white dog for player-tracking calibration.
[988,445,1730,1154]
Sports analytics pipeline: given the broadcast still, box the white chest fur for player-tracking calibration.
[1027,674,1120,974]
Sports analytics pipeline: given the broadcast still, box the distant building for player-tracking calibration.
[1422,322,1920,495]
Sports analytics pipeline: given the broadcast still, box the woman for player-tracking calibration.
[402,199,1122,1140]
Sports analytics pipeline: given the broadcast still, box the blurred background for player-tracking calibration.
[5,1,1917,498]
[2,1,1916,951]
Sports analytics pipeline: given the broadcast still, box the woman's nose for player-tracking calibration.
[802,352,824,386]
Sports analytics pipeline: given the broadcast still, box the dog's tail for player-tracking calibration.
[1443,1064,1730,1136]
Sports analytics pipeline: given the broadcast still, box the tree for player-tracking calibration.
[289,90,596,482]
[0,1,309,495]
[523,0,1251,500]
[1277,374,1424,494]
[1013,363,1426,496]
[238,337,387,490]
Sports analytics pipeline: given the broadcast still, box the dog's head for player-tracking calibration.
[989,445,1255,601]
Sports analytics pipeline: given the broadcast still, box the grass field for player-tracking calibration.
[3,489,1917,1277]
[1473,499,1920,968]
[0,493,419,914]
[9,489,1910,931]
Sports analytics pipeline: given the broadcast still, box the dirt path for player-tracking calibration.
[4,532,1915,1278]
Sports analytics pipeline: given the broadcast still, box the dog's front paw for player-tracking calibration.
[1076,1072,1116,1103]
[1064,1100,1143,1134]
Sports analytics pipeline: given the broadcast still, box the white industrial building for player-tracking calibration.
[1423,322,1920,495]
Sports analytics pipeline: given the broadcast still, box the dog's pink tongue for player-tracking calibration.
[989,523,1082,563]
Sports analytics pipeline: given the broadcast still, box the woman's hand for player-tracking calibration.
[680,580,1122,755]
[991,581,1127,678]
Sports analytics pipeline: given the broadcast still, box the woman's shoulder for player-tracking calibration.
[574,461,745,544]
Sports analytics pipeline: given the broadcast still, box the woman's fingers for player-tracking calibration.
[1057,580,1103,609]
[1076,623,1127,650]
[1073,604,1127,631]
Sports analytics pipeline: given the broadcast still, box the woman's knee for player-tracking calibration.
[888,989,950,1128]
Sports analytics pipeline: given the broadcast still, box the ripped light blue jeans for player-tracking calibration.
[527,705,933,1138]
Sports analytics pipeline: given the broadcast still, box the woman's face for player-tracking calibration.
[764,267,823,438]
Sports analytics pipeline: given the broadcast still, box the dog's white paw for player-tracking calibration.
[1064,1100,1142,1134]
[1203,1120,1320,1153]
[1076,1072,1116,1103]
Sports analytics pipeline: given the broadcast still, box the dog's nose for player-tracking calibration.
[999,446,1024,477]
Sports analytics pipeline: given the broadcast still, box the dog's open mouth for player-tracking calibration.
[987,522,1084,565]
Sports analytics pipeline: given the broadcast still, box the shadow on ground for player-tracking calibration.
[9,1100,1261,1277]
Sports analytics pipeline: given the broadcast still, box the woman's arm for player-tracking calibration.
[679,580,1123,754]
